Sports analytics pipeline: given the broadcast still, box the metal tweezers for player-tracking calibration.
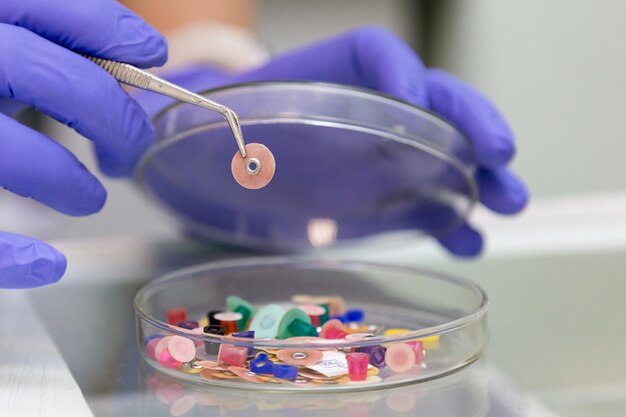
[85,55,247,158]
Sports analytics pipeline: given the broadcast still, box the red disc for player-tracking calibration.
[231,143,275,190]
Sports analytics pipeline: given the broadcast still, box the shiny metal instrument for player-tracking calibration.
[85,55,247,158]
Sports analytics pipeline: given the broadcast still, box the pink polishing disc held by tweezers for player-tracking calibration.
[231,143,276,190]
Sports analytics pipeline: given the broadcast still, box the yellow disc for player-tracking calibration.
[419,335,440,350]
[384,329,440,349]
[384,328,411,336]
[182,367,203,374]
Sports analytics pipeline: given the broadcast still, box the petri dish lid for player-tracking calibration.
[136,81,478,251]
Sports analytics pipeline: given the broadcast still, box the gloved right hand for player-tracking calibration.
[131,27,528,258]
[0,0,167,288]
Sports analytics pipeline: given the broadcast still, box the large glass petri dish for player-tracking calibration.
[136,82,478,251]
[135,257,488,392]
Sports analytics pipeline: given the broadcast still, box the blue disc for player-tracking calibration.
[250,353,274,375]
[344,309,364,323]
[272,363,298,380]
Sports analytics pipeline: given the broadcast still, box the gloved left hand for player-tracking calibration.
[0,0,167,288]
[126,27,527,257]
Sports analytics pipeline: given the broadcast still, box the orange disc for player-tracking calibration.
[297,370,343,381]
[195,360,228,371]
[210,370,239,379]
[200,369,219,380]
[231,143,275,190]
[227,366,265,383]
[276,349,323,366]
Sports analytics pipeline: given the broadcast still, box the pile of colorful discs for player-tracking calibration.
[142,294,440,389]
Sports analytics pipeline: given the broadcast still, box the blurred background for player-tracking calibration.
[2,1,625,416]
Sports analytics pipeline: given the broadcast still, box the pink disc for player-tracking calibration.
[319,319,344,339]
[146,373,161,391]
[385,343,416,373]
[146,338,161,359]
[154,336,172,359]
[168,335,196,363]
[196,360,228,371]
[385,393,418,413]
[323,325,349,340]
[158,349,182,369]
[283,336,334,350]
[276,348,323,366]
[231,143,276,190]
[155,381,183,405]
[170,395,197,417]
[345,333,374,341]
[298,304,326,317]
[407,340,425,364]
[213,312,243,322]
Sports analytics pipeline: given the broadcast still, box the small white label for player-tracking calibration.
[305,351,348,377]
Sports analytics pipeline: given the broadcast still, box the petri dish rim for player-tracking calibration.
[134,81,479,250]
[134,256,489,349]
[150,80,476,149]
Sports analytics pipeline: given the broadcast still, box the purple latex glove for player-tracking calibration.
[0,0,167,288]
[130,27,528,257]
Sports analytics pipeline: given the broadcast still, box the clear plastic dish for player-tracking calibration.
[135,258,488,392]
[136,82,478,251]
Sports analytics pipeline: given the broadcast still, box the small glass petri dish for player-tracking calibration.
[136,81,478,252]
[135,257,488,392]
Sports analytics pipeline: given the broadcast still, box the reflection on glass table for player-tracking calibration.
[138,360,488,417]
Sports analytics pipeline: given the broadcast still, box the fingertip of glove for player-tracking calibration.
[397,76,429,108]
[437,225,484,258]
[28,244,66,287]
[45,248,67,285]
[135,30,168,68]
[98,162,134,178]
[477,168,530,215]
[116,102,155,152]
[0,235,67,288]
[96,146,142,178]
[91,177,108,211]
[64,171,107,216]
[426,68,456,86]
[483,137,516,168]
[500,181,530,215]
[113,11,168,68]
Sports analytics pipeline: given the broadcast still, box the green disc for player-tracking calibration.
[319,304,330,325]
[249,304,286,338]
[226,295,257,330]
[288,318,318,337]
[277,308,315,339]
